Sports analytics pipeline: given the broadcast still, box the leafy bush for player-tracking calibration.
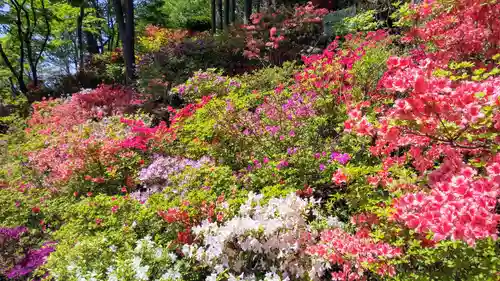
[1,1,500,281]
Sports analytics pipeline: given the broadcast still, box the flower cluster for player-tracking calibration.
[342,0,500,247]
[138,25,189,52]
[0,226,27,240]
[189,192,319,280]
[307,229,401,280]
[392,161,500,246]
[51,236,183,281]
[6,242,55,279]
[132,155,212,202]
[403,0,500,63]
[172,70,242,102]
[238,2,328,62]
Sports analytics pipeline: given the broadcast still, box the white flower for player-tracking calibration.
[214,264,225,274]
[206,273,218,281]
[109,245,117,252]
[264,272,281,281]
[135,265,150,281]
[161,269,181,280]
[227,273,238,281]
[89,271,98,281]
[66,263,76,271]
[131,256,142,269]
[155,248,163,258]
[168,252,178,261]
[181,244,192,257]
[191,192,315,279]
[326,216,343,228]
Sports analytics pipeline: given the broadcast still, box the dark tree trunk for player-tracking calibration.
[230,0,235,23]
[224,0,229,31]
[112,0,135,83]
[217,0,223,30]
[107,0,115,51]
[256,0,260,13]
[85,31,100,54]
[124,0,135,81]
[244,0,252,24]
[0,43,28,94]
[211,0,216,33]
[0,0,28,95]
[77,4,84,71]
[89,0,104,52]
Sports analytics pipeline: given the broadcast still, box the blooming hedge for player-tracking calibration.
[0,0,499,281]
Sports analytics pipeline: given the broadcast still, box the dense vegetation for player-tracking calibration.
[1,0,499,281]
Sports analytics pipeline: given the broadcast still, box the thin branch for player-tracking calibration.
[0,43,19,78]
[403,129,491,150]
[34,0,50,69]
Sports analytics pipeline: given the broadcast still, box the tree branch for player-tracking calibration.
[0,43,19,78]
[35,0,50,69]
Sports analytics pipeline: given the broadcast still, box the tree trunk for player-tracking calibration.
[211,0,216,33]
[244,0,252,24]
[77,4,84,71]
[0,43,28,94]
[230,0,235,23]
[85,31,100,55]
[256,0,260,13]
[112,0,135,83]
[217,0,223,30]
[124,0,135,81]
[90,0,104,52]
[224,0,229,31]
[0,0,28,94]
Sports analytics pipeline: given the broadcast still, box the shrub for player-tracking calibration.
[1,1,500,281]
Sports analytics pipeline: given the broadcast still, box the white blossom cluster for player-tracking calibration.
[52,236,182,281]
[187,192,321,281]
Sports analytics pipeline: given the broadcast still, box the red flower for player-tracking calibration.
[32,206,41,213]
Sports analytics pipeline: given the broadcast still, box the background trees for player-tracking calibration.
[0,0,360,101]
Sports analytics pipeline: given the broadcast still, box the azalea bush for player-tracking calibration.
[235,2,329,63]
[1,0,500,280]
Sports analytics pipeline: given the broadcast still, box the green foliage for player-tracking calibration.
[390,1,415,28]
[322,6,357,37]
[391,238,500,281]
[137,0,211,29]
[324,8,382,36]
[351,44,392,100]
[340,10,383,34]
[239,61,302,92]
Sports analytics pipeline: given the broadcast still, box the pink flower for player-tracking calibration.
[270,27,277,38]
[332,169,348,185]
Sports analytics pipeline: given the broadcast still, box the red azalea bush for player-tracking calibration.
[343,0,500,248]
[236,1,329,63]
[401,0,500,64]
